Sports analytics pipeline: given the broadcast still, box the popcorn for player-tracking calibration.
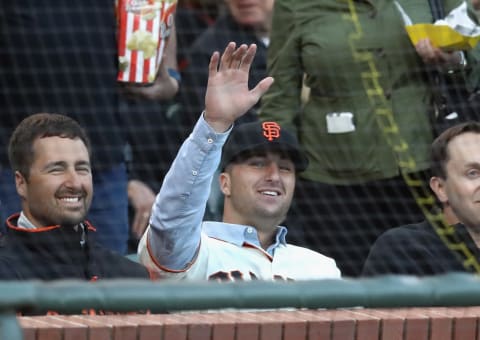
[117,0,177,83]
[126,30,157,59]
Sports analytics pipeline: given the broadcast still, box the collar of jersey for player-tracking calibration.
[202,221,288,254]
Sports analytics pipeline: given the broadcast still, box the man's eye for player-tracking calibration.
[248,159,265,167]
[251,161,264,168]
[467,169,480,178]
[280,165,293,172]
[278,160,294,172]
[77,167,91,174]
[49,168,63,173]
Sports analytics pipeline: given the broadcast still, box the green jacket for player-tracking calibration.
[261,0,471,184]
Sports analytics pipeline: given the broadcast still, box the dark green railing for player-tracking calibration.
[2,272,480,339]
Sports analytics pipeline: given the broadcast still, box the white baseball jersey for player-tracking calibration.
[137,116,341,281]
[139,222,340,281]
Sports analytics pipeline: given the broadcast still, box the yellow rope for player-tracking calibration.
[345,0,480,273]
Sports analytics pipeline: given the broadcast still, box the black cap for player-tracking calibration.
[220,121,308,172]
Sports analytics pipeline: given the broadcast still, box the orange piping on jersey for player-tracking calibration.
[145,230,200,273]
[243,242,273,262]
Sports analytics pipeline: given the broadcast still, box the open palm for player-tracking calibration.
[204,42,273,132]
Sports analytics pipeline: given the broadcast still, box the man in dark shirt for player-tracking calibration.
[363,122,480,276]
[0,113,149,281]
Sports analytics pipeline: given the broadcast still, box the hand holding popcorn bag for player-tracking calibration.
[117,0,177,84]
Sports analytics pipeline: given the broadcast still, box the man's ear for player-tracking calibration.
[15,171,27,200]
[430,176,448,203]
[219,172,231,196]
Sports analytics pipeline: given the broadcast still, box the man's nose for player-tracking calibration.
[264,162,281,180]
[64,170,82,188]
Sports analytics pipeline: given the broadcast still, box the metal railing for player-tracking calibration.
[2,272,480,339]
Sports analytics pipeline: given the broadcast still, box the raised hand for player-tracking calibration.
[204,42,274,133]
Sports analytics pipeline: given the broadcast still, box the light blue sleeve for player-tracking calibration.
[146,114,231,270]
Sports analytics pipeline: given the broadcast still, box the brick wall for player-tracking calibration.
[18,306,480,340]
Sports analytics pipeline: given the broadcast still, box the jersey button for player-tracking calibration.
[207,138,213,144]
[192,170,198,176]
[246,227,254,234]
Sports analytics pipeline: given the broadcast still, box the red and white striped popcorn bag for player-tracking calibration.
[117,0,177,84]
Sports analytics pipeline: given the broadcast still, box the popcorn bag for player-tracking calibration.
[117,0,177,84]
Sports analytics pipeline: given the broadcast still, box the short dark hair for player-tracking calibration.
[8,113,91,178]
[430,121,480,179]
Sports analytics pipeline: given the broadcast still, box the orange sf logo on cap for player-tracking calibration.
[262,122,281,141]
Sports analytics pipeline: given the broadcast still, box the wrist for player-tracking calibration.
[203,111,233,133]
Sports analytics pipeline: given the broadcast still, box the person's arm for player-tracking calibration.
[138,42,274,272]
[128,179,156,239]
[259,0,302,133]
